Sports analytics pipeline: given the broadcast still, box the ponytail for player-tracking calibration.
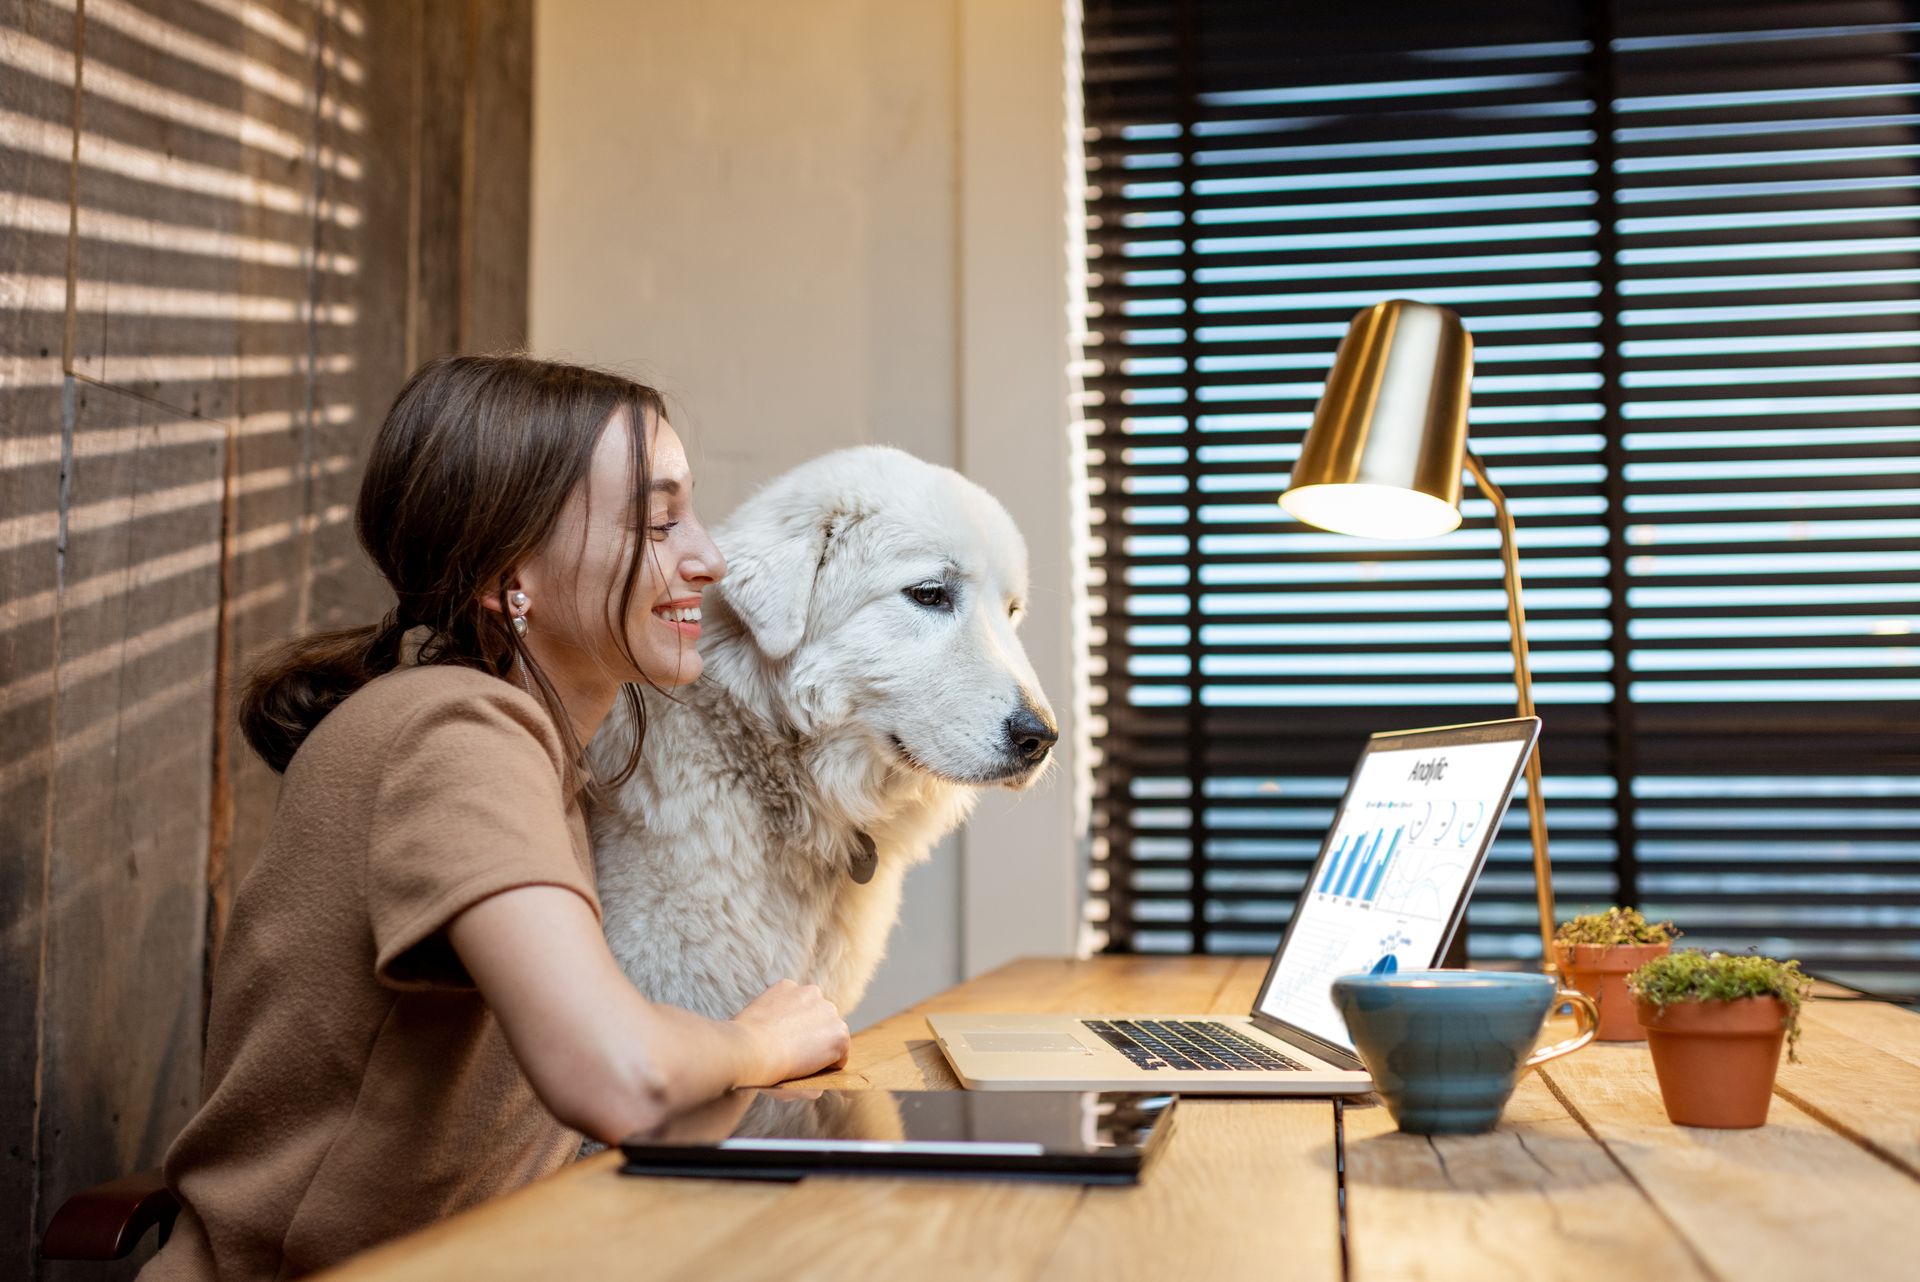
[239,614,409,774]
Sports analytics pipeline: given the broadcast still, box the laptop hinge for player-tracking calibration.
[1249,1011,1367,1073]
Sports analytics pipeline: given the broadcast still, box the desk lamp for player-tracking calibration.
[1278,299,1559,973]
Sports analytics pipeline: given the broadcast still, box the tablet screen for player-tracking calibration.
[619,1089,1174,1180]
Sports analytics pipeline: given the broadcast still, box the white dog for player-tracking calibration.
[587,446,1056,1021]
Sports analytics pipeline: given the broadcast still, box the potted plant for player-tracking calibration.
[1553,907,1678,1041]
[1628,950,1812,1129]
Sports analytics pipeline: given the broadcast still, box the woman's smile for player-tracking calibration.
[654,595,704,640]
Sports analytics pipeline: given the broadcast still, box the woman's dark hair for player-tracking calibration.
[241,354,664,788]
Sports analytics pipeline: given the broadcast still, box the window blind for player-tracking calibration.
[1080,0,1920,993]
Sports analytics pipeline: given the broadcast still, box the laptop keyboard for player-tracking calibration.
[1080,1019,1310,1073]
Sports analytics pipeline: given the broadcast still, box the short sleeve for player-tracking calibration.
[366,684,600,990]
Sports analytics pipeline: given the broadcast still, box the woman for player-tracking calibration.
[141,356,850,1280]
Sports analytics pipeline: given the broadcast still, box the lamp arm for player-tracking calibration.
[1462,450,1559,974]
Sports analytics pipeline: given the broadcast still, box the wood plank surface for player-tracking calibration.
[39,380,219,1282]
[312,956,1920,1282]
[215,0,332,936]
[410,0,470,364]
[1037,955,1341,1282]
[662,1176,1085,1282]
[0,4,79,1275]
[462,0,532,353]
[1802,989,1920,1070]
[1774,1014,1920,1180]
[319,956,1316,1282]
[3,0,536,1275]
[1541,1038,1920,1282]
[320,1151,785,1282]
[1344,1062,1709,1282]
[304,0,405,639]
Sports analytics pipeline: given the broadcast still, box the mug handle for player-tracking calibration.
[1524,989,1599,1071]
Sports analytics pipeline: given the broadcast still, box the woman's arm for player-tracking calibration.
[447,885,850,1143]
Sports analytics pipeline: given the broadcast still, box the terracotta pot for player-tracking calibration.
[1636,995,1789,1129]
[1555,941,1671,1041]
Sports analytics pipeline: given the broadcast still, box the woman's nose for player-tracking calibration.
[684,532,726,586]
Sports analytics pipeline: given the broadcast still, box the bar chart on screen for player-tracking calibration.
[1314,798,1482,922]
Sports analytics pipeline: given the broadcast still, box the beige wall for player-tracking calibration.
[530,0,1082,1025]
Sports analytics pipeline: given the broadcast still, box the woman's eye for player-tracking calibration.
[907,584,950,609]
[649,522,679,540]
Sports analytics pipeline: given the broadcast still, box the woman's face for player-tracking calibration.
[523,409,725,691]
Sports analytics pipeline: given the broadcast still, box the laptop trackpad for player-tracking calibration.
[960,1032,1092,1054]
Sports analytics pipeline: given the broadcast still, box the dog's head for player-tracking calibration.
[708,446,1056,789]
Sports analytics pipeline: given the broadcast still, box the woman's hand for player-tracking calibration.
[732,979,851,1085]
[447,886,846,1143]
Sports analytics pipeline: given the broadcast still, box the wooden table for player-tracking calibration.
[322,956,1920,1282]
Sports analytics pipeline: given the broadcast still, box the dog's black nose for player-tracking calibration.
[1005,705,1059,763]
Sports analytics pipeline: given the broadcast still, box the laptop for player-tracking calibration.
[930,717,1542,1094]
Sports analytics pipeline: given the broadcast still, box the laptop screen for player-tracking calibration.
[1251,720,1538,1054]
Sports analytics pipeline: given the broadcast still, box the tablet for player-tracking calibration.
[618,1088,1176,1184]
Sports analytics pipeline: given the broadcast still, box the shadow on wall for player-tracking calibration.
[1,1,529,1277]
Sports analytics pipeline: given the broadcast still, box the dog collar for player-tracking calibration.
[849,831,877,884]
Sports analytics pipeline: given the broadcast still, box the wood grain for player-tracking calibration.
[410,0,469,364]
[67,0,243,422]
[322,1152,788,1282]
[39,380,218,1282]
[1774,1017,1920,1179]
[315,957,1274,1282]
[0,4,78,1275]
[308,956,1920,1282]
[2,1,535,1274]
[1043,1100,1338,1282]
[664,1176,1085,1282]
[216,0,330,931]
[304,0,406,641]
[1344,1066,1709,1282]
[1542,1038,1920,1282]
[1037,954,1340,1282]
[1802,991,1920,1071]
[462,0,531,353]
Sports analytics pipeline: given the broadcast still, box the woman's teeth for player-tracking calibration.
[658,606,701,623]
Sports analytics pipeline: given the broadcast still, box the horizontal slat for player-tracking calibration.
[1082,0,1920,989]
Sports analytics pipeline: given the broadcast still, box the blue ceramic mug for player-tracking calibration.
[1331,971,1598,1134]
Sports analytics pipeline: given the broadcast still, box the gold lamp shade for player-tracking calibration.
[1280,299,1474,539]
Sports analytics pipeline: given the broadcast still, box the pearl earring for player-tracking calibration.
[509,589,530,637]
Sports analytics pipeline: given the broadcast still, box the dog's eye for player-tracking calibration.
[906,584,951,610]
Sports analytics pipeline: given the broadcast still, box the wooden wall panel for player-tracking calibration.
[303,0,406,637]
[412,0,470,364]
[0,0,534,1275]
[66,0,242,422]
[38,381,219,1282]
[465,0,533,354]
[0,6,79,1278]
[214,0,331,927]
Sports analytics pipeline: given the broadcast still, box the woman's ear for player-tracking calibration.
[476,573,532,623]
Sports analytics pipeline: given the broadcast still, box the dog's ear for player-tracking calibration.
[718,503,855,661]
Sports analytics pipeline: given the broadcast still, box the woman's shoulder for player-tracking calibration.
[304,664,568,775]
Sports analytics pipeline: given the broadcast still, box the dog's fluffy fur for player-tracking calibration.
[588,447,1054,1021]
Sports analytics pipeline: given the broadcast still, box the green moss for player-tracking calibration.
[1554,906,1678,948]
[1626,949,1813,1060]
